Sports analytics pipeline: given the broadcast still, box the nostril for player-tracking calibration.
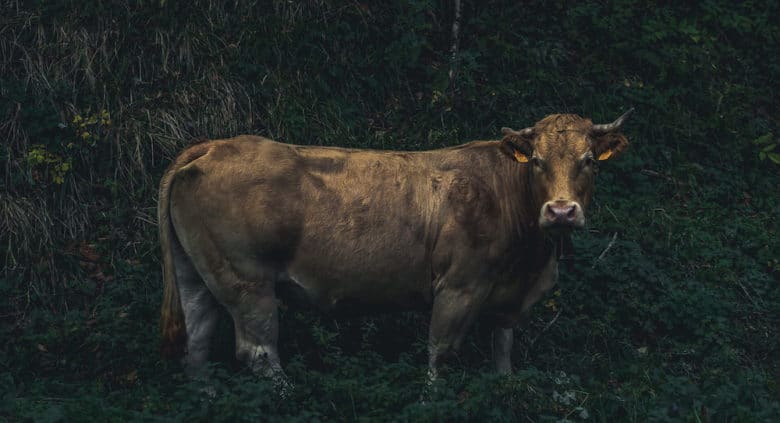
[566,206,576,219]
[545,204,557,219]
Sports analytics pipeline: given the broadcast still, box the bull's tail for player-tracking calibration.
[158,143,211,359]
[159,162,187,359]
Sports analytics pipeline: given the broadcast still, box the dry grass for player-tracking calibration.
[0,194,52,270]
[0,2,261,296]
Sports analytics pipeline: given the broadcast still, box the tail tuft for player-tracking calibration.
[160,307,187,359]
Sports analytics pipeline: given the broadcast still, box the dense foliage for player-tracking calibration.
[1,0,778,421]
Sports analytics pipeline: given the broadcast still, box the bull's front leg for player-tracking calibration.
[426,288,486,383]
[491,327,513,375]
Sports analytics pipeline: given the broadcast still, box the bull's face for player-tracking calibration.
[500,110,632,232]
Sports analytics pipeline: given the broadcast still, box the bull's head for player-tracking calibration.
[500,109,632,232]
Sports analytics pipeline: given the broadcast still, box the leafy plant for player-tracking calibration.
[1,0,778,421]
[754,133,780,165]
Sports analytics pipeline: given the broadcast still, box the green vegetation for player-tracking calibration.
[1,1,778,421]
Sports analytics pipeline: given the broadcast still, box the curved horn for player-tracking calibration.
[591,108,635,134]
[501,126,534,137]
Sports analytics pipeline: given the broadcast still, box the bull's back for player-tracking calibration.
[169,137,442,311]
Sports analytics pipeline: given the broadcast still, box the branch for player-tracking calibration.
[592,232,618,268]
[528,307,562,349]
[527,232,618,351]
[448,0,462,85]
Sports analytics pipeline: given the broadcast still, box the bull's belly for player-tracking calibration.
[275,265,432,315]
[273,214,434,314]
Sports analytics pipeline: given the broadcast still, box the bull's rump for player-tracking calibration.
[169,137,446,312]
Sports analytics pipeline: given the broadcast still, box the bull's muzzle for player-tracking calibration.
[539,200,585,230]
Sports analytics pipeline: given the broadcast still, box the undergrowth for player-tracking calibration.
[1,1,778,421]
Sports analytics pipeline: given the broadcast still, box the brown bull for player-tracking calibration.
[159,111,632,385]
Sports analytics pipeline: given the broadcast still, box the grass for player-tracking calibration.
[1,1,778,421]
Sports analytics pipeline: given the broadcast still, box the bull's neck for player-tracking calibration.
[499,158,568,263]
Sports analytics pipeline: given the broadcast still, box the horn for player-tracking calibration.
[501,126,534,137]
[591,108,635,134]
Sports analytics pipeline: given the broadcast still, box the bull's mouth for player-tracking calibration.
[539,220,584,235]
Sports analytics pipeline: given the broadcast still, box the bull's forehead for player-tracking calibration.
[533,114,592,159]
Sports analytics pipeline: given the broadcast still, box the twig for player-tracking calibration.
[736,279,763,309]
[604,205,621,225]
[540,308,562,334]
[526,308,562,351]
[448,0,462,85]
[134,214,156,226]
[593,232,618,268]
[527,233,618,351]
[641,169,676,183]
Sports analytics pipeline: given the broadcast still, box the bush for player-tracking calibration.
[1,1,778,421]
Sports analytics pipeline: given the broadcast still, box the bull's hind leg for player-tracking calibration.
[231,295,284,378]
[220,272,288,388]
[183,244,288,389]
[173,247,220,377]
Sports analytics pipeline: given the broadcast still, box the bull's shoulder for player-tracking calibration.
[442,172,501,248]
[443,140,500,151]
[439,140,503,160]
[431,140,507,172]
[439,142,505,221]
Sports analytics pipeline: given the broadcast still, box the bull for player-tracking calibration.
[158,110,632,386]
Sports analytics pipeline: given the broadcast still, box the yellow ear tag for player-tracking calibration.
[513,151,529,163]
[598,149,613,161]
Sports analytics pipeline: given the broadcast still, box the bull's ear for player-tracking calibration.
[591,132,629,161]
[500,127,534,163]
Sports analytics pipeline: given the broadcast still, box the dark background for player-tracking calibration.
[1,1,778,421]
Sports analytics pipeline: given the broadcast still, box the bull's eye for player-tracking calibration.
[582,156,598,173]
[531,157,543,170]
